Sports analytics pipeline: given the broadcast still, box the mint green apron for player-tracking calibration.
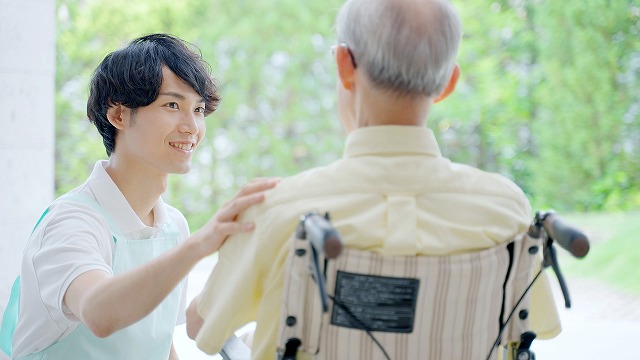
[0,277,20,356]
[1,194,184,360]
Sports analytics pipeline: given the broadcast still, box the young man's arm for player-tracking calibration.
[186,294,204,339]
[169,342,179,360]
[63,178,277,338]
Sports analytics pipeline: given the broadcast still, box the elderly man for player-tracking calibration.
[187,0,561,359]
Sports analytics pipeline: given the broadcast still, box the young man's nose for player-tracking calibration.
[178,112,201,135]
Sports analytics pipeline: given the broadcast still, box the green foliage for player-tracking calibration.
[433,0,539,187]
[55,0,347,229]
[559,212,640,294]
[54,0,640,231]
[530,0,640,211]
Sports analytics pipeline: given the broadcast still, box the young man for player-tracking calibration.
[8,34,276,359]
[187,0,561,359]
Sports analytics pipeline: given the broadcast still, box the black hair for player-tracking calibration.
[87,33,220,156]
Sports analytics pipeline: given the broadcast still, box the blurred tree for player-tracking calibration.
[55,0,344,229]
[54,0,640,230]
[530,0,640,211]
[185,0,346,227]
[432,0,537,190]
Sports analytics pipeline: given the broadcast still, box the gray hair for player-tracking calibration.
[336,0,462,97]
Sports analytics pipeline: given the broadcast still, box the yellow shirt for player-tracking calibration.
[195,126,561,359]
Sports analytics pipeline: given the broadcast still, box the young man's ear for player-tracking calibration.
[336,44,356,91]
[434,64,460,103]
[106,102,126,130]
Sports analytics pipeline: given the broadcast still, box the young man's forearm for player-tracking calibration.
[186,295,204,339]
[169,342,179,360]
[66,238,204,337]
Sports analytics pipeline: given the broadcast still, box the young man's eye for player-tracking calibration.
[195,106,206,114]
[167,102,179,109]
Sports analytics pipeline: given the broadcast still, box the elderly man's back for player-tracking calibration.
[188,0,561,358]
[193,126,560,359]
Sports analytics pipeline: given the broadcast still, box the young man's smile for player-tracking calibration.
[169,141,196,153]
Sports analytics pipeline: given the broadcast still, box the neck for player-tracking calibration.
[353,77,433,128]
[105,156,167,227]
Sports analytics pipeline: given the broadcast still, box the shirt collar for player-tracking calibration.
[86,160,170,235]
[343,125,442,159]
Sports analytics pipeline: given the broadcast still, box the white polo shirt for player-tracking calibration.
[12,160,190,358]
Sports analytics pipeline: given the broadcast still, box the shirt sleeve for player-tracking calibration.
[31,201,114,326]
[194,198,300,356]
[529,266,562,339]
[194,228,262,354]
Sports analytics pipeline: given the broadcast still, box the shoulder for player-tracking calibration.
[264,163,340,205]
[450,163,532,217]
[454,163,528,196]
[24,191,115,275]
[26,195,115,269]
[40,195,112,242]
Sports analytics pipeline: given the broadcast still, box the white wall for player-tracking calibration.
[0,2,55,357]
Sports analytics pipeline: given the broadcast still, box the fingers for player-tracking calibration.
[221,192,265,221]
[216,178,279,222]
[234,177,280,198]
[192,217,256,257]
[211,221,256,235]
[247,176,280,183]
[202,177,280,253]
[219,177,279,214]
[203,220,256,254]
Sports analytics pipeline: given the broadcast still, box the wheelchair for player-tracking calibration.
[218,211,589,360]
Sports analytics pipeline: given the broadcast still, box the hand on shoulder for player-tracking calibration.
[188,177,280,257]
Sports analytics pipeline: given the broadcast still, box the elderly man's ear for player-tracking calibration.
[434,64,460,103]
[336,44,356,90]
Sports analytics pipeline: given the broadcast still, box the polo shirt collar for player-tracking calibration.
[86,160,170,235]
[343,125,442,159]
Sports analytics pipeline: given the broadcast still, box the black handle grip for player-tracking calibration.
[543,213,590,258]
[304,213,344,259]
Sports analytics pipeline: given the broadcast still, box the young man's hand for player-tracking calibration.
[189,177,280,257]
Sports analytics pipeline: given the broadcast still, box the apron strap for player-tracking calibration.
[58,193,123,242]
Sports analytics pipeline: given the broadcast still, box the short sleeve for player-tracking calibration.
[195,230,262,354]
[31,201,114,325]
[529,268,562,339]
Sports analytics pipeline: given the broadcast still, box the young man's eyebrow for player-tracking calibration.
[158,92,205,103]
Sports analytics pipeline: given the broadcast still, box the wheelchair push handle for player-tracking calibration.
[542,213,590,258]
[302,213,343,259]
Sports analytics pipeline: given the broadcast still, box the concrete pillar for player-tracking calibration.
[0,1,55,357]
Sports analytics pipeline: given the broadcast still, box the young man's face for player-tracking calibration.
[114,66,207,176]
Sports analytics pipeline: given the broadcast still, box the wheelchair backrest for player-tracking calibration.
[277,231,539,360]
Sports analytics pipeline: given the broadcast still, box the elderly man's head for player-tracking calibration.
[336,0,462,98]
